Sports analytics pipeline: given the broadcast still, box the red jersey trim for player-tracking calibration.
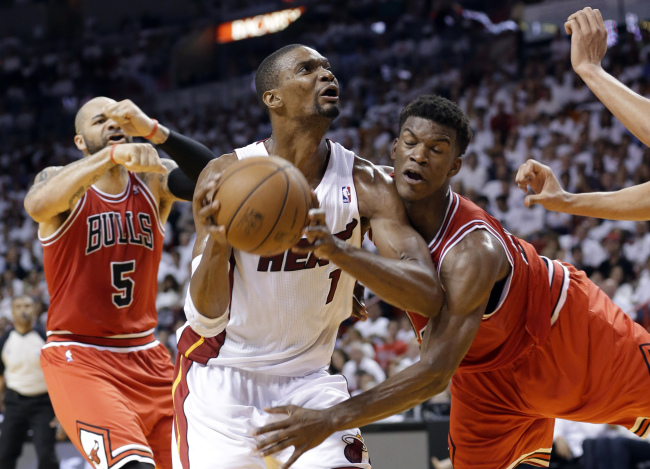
[132,174,165,235]
[541,257,570,326]
[89,177,131,203]
[39,195,87,246]
[429,192,459,252]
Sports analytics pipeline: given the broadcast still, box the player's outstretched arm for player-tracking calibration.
[24,143,164,225]
[254,230,506,468]
[516,159,650,220]
[103,99,217,200]
[566,7,650,147]
[186,156,237,325]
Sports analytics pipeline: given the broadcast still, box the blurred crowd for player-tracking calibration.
[2,1,650,421]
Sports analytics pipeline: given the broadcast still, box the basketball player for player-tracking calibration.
[515,7,650,220]
[23,96,211,469]
[254,95,650,469]
[172,45,442,469]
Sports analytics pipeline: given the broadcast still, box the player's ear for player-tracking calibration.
[263,90,282,112]
[74,134,87,152]
[390,138,399,161]
[448,156,462,177]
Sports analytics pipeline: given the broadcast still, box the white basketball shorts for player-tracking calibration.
[172,362,371,469]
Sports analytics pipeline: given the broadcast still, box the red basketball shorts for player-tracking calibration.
[41,338,174,469]
[448,265,650,469]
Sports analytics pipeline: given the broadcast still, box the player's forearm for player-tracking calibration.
[329,360,448,431]
[189,239,231,319]
[577,64,650,147]
[329,244,442,317]
[560,183,650,221]
[24,147,114,222]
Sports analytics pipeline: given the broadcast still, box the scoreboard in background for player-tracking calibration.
[217,7,305,43]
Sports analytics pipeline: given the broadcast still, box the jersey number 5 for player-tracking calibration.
[111,261,135,308]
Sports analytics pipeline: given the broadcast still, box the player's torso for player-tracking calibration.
[208,139,361,376]
[407,192,568,372]
[41,173,164,339]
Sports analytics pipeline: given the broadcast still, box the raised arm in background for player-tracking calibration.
[566,7,650,146]
[515,159,650,221]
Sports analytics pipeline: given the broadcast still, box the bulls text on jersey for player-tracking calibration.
[86,211,154,255]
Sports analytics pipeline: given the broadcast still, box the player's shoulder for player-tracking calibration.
[203,152,238,173]
[352,155,394,188]
[441,229,507,278]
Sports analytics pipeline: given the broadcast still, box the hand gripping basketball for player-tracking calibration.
[192,174,228,247]
[103,99,157,138]
[292,191,342,261]
[111,143,167,174]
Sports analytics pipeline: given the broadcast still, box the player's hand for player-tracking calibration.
[292,191,343,261]
[352,282,368,321]
[111,143,167,174]
[564,7,607,76]
[515,159,568,211]
[253,406,335,469]
[193,175,228,247]
[103,99,158,138]
[554,436,573,460]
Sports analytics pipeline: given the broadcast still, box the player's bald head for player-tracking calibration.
[75,96,115,134]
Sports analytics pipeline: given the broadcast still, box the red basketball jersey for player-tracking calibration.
[407,191,569,372]
[41,173,164,338]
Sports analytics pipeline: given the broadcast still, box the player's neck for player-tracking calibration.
[265,132,330,188]
[403,187,451,244]
[93,165,129,195]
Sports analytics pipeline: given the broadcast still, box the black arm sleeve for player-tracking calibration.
[157,130,217,200]
[167,168,197,202]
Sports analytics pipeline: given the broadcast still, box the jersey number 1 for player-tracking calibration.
[111,261,135,308]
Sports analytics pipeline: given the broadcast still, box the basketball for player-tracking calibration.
[215,156,312,256]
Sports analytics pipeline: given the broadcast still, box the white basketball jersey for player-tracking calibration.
[201,139,361,376]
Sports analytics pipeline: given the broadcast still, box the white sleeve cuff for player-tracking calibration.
[183,255,229,338]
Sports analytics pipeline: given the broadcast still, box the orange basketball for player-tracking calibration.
[215,156,311,256]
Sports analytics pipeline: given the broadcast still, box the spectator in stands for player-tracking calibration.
[341,341,385,392]
[0,296,58,469]
[354,295,389,342]
[374,320,407,370]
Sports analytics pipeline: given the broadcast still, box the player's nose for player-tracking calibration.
[105,119,120,131]
[409,145,428,164]
[318,67,335,82]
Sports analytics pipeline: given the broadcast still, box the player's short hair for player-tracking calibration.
[398,95,473,157]
[255,44,304,112]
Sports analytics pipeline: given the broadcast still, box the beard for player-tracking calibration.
[313,98,340,119]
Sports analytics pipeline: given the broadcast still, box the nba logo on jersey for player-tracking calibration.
[342,186,351,204]
[133,186,140,195]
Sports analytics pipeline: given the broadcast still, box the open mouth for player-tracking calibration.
[106,133,127,144]
[320,86,339,101]
[403,169,425,183]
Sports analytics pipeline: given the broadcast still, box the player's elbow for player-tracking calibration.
[421,359,454,394]
[24,196,52,223]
